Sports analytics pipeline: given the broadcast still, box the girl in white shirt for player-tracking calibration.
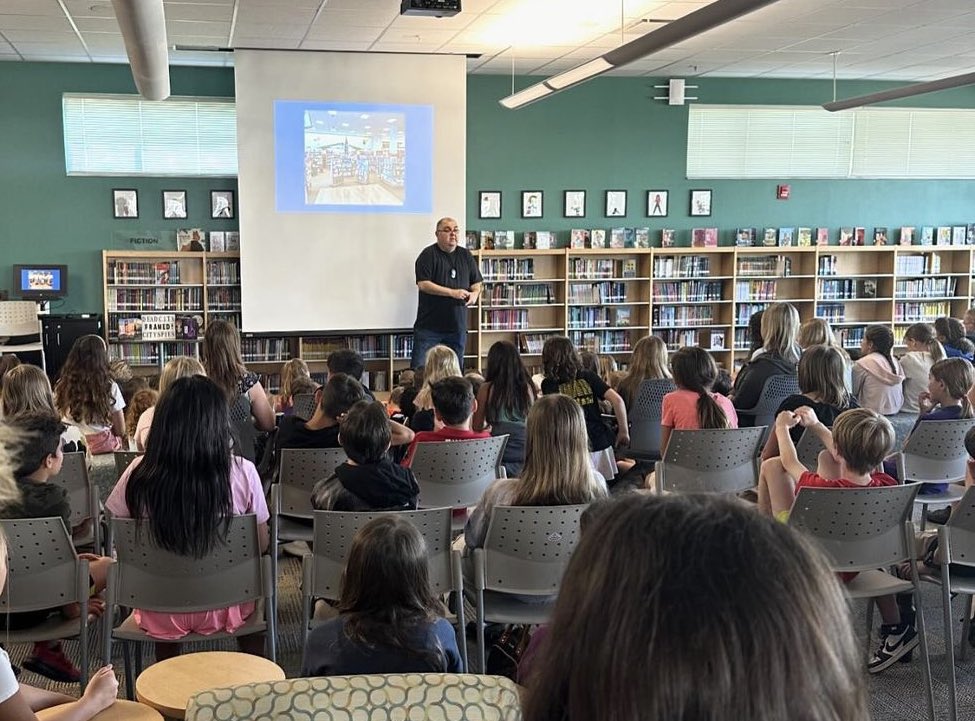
[899,323,946,414]
[53,336,125,454]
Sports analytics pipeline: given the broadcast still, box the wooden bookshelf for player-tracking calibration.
[104,245,975,386]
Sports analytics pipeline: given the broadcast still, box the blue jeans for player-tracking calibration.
[412,327,466,369]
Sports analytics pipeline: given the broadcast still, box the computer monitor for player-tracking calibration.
[12,264,68,300]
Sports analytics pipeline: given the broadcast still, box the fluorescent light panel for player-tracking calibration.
[499,0,784,109]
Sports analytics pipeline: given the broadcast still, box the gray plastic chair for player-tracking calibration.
[54,451,101,553]
[654,426,766,494]
[628,378,677,461]
[113,450,142,480]
[270,447,347,624]
[736,373,801,428]
[104,514,274,698]
[0,517,92,689]
[292,393,317,421]
[789,484,934,721]
[229,393,259,462]
[410,436,508,513]
[470,504,587,673]
[894,419,975,527]
[301,507,467,670]
[795,426,828,472]
[936,486,975,721]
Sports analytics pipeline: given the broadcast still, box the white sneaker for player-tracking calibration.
[281,540,310,557]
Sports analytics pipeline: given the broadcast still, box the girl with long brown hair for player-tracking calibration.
[53,335,125,453]
[661,346,737,453]
[616,335,671,410]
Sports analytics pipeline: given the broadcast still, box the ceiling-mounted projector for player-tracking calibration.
[400,0,461,17]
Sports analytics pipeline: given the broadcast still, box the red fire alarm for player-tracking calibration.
[777,184,791,200]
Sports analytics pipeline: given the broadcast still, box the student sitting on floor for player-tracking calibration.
[401,377,489,467]
[310,401,419,512]
[301,515,462,676]
[0,413,113,683]
[756,406,915,673]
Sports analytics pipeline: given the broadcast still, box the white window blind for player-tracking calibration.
[688,104,975,180]
[63,94,238,176]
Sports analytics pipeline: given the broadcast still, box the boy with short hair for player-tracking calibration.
[401,377,490,467]
[756,406,914,674]
[1,413,113,683]
[311,400,419,511]
[326,349,375,399]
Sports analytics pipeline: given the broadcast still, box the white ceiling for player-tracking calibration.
[1,0,974,82]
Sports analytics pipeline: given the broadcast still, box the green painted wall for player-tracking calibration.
[0,63,236,314]
[2,62,974,315]
[465,75,975,244]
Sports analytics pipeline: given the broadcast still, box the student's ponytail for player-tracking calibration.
[905,323,945,362]
[670,347,728,430]
[864,325,897,374]
[930,358,975,420]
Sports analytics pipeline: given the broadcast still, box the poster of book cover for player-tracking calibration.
[797,227,812,246]
[873,227,888,245]
[899,227,914,246]
[778,227,794,247]
[762,228,777,247]
[480,230,495,250]
[661,229,675,248]
[735,228,755,247]
[816,228,829,245]
[920,227,934,245]
[854,227,866,246]
[635,227,650,248]
[590,229,606,248]
[839,227,854,246]
[610,228,626,248]
[570,229,588,249]
[936,227,952,246]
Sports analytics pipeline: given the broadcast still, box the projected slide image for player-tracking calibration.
[304,110,406,206]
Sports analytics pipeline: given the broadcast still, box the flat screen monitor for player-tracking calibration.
[13,264,68,300]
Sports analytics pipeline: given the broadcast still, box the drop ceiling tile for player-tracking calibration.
[304,25,385,43]
[167,20,232,37]
[0,14,72,31]
[61,0,114,16]
[81,33,126,51]
[168,34,230,48]
[162,3,233,22]
[235,5,318,26]
[298,40,376,51]
[72,17,121,33]
[3,30,81,43]
[503,44,576,59]
[232,35,300,49]
[369,41,455,53]
[390,13,478,31]
[0,1,65,16]
[233,23,308,40]
[316,8,398,28]
[376,28,460,45]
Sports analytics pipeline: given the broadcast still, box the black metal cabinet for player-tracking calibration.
[41,314,103,382]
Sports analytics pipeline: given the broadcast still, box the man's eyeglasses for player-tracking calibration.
[437,228,460,234]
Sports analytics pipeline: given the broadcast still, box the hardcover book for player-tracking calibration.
[209,231,226,253]
[952,225,967,246]
[968,224,975,245]
[590,229,606,248]
[710,330,725,350]
[873,227,888,246]
[523,231,537,250]
[920,227,934,245]
[610,228,626,249]
[937,226,952,246]
[661,229,675,248]
[225,231,240,251]
[816,228,829,245]
[623,227,636,248]
[495,230,514,250]
[177,228,206,252]
[536,231,553,250]
[613,307,632,327]
[778,227,795,247]
[570,229,588,249]
[839,227,854,246]
[465,230,479,249]
[480,230,495,250]
[763,228,777,246]
[854,227,866,246]
[704,227,718,247]
[692,228,707,248]
[153,262,172,285]
[797,227,812,247]
[898,227,915,246]
[735,227,755,247]
[621,259,637,278]
[635,227,650,248]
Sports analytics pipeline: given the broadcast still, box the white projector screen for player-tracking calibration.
[234,50,467,333]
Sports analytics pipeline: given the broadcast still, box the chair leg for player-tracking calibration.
[864,599,875,663]
[134,642,143,679]
[914,587,936,721]
[476,590,486,675]
[122,643,134,701]
[943,580,958,721]
[455,592,468,673]
[960,595,973,663]
[270,537,279,638]
[268,600,277,664]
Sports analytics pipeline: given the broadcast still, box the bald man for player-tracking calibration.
[412,217,482,368]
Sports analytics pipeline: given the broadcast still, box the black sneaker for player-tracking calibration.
[926,507,952,525]
[868,625,919,673]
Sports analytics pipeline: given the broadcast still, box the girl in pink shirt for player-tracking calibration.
[106,375,269,661]
[661,346,738,453]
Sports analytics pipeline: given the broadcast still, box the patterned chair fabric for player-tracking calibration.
[185,673,523,721]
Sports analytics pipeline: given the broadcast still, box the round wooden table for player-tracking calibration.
[37,700,163,721]
[135,652,285,719]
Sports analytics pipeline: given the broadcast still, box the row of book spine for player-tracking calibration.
[568,330,633,354]
[481,258,535,280]
[734,280,777,301]
[482,309,529,330]
[484,283,554,305]
[652,256,711,278]
[567,282,626,304]
[894,302,951,322]
[653,280,724,302]
[206,260,240,284]
[652,306,716,328]
[108,341,200,366]
[108,260,185,285]
[240,338,291,362]
[894,278,957,299]
[108,288,203,312]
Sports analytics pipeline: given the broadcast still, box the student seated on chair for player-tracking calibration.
[756,406,915,673]
[270,358,313,416]
[301,516,462,676]
[0,527,120,721]
[401,377,489,467]
[520,494,869,721]
[54,335,126,454]
[1,365,85,452]
[0,413,113,683]
[852,325,905,415]
[106,375,269,662]
[310,401,419,512]
[731,302,800,420]
[133,356,205,452]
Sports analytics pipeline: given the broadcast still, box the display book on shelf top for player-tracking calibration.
[472,246,975,372]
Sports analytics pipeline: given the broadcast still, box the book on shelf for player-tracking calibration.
[816,227,829,245]
[968,223,975,245]
[899,227,915,246]
[177,314,201,340]
[117,317,142,340]
[610,228,626,248]
[936,226,952,246]
[735,228,755,247]
[536,230,553,249]
[141,313,177,341]
[839,227,853,246]
[797,227,812,247]
[523,231,537,250]
[225,231,240,251]
[854,227,866,246]
[710,330,725,350]
[661,229,675,247]
[495,230,514,250]
[635,227,650,248]
[590,229,606,248]
[920,226,934,245]
[952,225,967,246]
[465,230,480,249]
[762,228,777,246]
[153,262,175,285]
[177,228,206,252]
[570,228,589,249]
[612,307,632,326]
[209,231,226,253]
[480,230,495,250]
[872,227,888,245]
[623,227,636,248]
[621,259,637,278]
[692,228,718,248]
[778,227,795,247]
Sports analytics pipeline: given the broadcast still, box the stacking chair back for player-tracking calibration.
[628,378,677,461]
[655,427,765,494]
[410,436,507,508]
[53,451,100,551]
[736,373,800,428]
[292,393,317,421]
[795,427,827,472]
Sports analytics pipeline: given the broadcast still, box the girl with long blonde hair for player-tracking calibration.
[410,344,462,431]
[617,336,671,410]
[900,323,946,413]
[273,358,312,415]
[732,303,800,424]
[133,356,205,451]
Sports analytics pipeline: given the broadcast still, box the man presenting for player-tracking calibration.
[413,217,482,368]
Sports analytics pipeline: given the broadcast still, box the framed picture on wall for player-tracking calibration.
[162,190,187,219]
[479,190,502,219]
[564,190,586,218]
[522,190,543,218]
[112,189,138,219]
[690,189,712,217]
[605,190,627,217]
[210,190,235,219]
[647,190,668,217]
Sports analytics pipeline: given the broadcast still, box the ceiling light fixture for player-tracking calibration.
[823,70,975,112]
[111,0,170,101]
[499,0,784,110]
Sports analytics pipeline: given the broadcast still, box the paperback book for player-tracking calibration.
[839,227,854,246]
[762,228,777,247]
[225,231,240,252]
[920,227,934,245]
[465,230,479,249]
[778,227,795,247]
[854,227,866,246]
[570,229,589,249]
[610,228,626,249]
[952,225,967,246]
[937,226,952,246]
[661,229,676,248]
[797,227,812,247]
[495,230,514,250]
[816,228,829,246]
[536,231,553,249]
[635,227,650,248]
[873,227,888,246]
[523,231,537,250]
[480,230,496,250]
[590,229,606,248]
[623,227,636,248]
[735,228,756,247]
[899,227,915,246]
[209,231,226,253]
